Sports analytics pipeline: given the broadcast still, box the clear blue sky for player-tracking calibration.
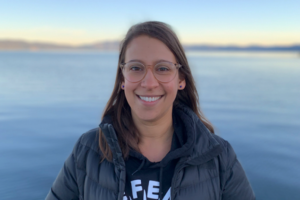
[1,0,299,46]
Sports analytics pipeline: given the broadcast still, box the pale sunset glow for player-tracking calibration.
[0,0,299,46]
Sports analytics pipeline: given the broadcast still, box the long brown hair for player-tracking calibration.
[99,21,214,161]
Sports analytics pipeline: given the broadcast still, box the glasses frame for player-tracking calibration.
[120,61,182,83]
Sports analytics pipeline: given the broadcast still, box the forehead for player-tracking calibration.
[125,35,176,63]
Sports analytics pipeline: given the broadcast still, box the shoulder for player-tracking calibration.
[211,134,238,171]
[211,135,255,199]
[77,128,100,152]
[191,115,237,170]
[72,128,102,168]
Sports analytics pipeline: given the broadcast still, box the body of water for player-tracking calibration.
[0,51,299,200]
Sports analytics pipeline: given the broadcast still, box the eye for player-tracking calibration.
[157,66,170,71]
[156,63,171,72]
[127,63,144,72]
[131,66,142,71]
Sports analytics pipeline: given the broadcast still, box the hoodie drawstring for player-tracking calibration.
[132,158,146,176]
[159,167,163,200]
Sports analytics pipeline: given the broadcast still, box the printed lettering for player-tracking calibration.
[162,187,171,200]
[126,179,171,200]
[131,179,143,199]
[147,180,160,199]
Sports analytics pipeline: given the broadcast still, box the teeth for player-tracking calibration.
[139,96,161,102]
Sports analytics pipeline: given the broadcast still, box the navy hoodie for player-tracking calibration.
[123,111,194,200]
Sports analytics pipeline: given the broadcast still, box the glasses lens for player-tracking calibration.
[122,61,178,83]
[123,62,145,82]
[154,62,177,82]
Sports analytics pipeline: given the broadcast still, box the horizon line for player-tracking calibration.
[1,39,299,47]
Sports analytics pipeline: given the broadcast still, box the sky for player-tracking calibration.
[0,0,299,46]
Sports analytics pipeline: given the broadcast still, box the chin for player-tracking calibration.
[134,111,161,122]
[138,114,158,122]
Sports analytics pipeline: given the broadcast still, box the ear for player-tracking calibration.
[178,79,186,90]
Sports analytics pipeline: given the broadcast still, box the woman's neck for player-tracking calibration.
[132,110,174,162]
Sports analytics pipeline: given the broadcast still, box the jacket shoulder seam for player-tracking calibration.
[78,141,100,155]
[78,129,101,156]
[86,173,118,194]
[177,175,219,191]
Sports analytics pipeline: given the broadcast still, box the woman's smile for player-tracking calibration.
[136,94,164,105]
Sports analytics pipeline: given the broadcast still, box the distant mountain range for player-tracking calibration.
[184,44,300,51]
[0,40,120,51]
[1,40,300,52]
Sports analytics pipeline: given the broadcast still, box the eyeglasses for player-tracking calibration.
[120,61,182,83]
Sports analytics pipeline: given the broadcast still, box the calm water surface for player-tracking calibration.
[0,51,299,200]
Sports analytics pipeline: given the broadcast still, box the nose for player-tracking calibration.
[140,68,159,89]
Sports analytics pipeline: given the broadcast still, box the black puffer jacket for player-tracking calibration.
[46,104,255,200]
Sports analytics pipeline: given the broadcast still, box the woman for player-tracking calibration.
[46,21,255,200]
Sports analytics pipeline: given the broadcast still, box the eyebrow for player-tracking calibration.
[126,59,173,64]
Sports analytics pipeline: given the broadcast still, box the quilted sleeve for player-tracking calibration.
[45,136,82,200]
[222,141,256,200]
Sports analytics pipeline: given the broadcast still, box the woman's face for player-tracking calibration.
[122,35,185,123]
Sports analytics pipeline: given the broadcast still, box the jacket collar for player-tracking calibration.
[99,103,223,167]
[99,121,125,169]
[173,103,223,165]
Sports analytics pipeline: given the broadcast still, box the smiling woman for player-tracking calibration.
[123,36,185,126]
[46,21,255,200]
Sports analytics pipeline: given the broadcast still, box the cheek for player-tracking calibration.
[165,82,179,97]
[124,82,137,100]
[127,82,138,90]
